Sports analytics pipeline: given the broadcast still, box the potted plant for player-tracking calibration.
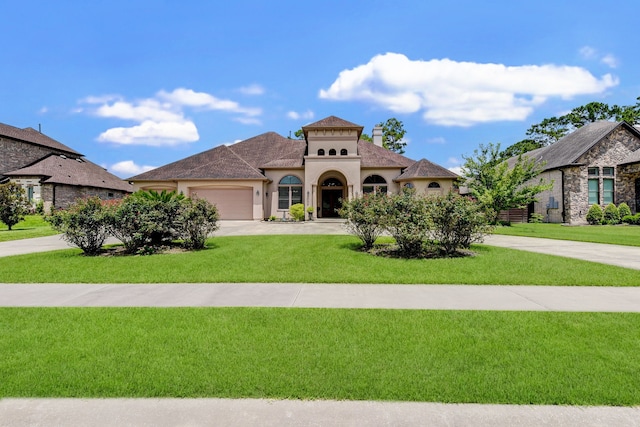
[306,205,314,221]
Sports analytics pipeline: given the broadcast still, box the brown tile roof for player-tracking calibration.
[396,158,459,180]
[0,123,82,156]
[5,154,133,192]
[358,140,415,168]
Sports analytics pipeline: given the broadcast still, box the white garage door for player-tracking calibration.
[190,188,253,220]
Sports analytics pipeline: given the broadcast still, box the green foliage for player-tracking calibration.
[338,192,387,249]
[46,197,110,255]
[462,142,552,224]
[35,199,45,216]
[426,193,492,256]
[380,189,432,256]
[136,189,185,203]
[618,202,632,219]
[603,203,620,225]
[378,118,407,154]
[0,182,30,230]
[586,204,604,225]
[289,203,305,221]
[499,139,544,160]
[178,197,219,250]
[528,213,544,223]
[622,213,640,225]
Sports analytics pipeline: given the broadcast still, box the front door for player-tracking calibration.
[322,189,343,217]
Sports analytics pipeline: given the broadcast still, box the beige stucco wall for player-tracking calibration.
[263,169,304,219]
[402,178,456,196]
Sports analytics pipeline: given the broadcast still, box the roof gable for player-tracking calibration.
[302,115,364,140]
[0,123,82,156]
[5,154,132,192]
[396,158,459,180]
[525,121,640,170]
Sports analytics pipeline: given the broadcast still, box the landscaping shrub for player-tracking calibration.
[46,196,109,255]
[622,213,640,225]
[603,203,620,225]
[289,203,305,221]
[104,195,165,253]
[178,197,219,250]
[0,182,29,230]
[528,213,544,223]
[427,193,491,256]
[380,189,432,257]
[618,202,632,219]
[586,204,603,225]
[134,190,185,245]
[338,192,387,250]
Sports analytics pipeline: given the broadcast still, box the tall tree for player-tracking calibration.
[462,143,552,224]
[378,118,407,154]
[0,182,30,230]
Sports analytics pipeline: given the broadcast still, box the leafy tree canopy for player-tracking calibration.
[462,142,552,224]
[0,182,30,230]
[501,97,640,159]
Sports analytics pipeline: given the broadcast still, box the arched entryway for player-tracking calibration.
[319,173,346,218]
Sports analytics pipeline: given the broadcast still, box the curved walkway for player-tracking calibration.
[2,222,640,425]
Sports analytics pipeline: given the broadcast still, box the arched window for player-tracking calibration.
[428,182,441,189]
[317,149,325,156]
[363,175,388,194]
[404,182,414,189]
[278,175,302,209]
[329,149,337,156]
[340,148,348,155]
[322,178,342,187]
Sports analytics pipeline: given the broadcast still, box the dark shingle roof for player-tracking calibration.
[0,123,82,156]
[620,149,640,165]
[4,154,132,192]
[396,158,459,180]
[130,144,266,181]
[227,132,305,169]
[358,140,415,168]
[302,115,364,140]
[523,121,637,170]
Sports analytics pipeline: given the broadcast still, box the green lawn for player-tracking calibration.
[0,215,57,242]
[2,308,639,405]
[0,235,638,285]
[493,223,640,246]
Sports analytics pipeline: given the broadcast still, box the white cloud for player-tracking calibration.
[238,84,265,95]
[448,166,463,175]
[287,110,315,120]
[109,160,156,176]
[80,88,261,146]
[426,137,446,144]
[579,46,619,69]
[319,53,618,127]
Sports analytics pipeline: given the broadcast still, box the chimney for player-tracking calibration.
[372,126,383,147]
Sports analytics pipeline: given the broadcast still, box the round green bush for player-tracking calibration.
[289,203,305,221]
[618,202,632,219]
[603,203,620,225]
[586,204,603,225]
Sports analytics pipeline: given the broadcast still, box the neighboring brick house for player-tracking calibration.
[522,121,640,223]
[0,122,132,210]
[130,116,459,220]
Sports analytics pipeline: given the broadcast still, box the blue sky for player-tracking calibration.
[2,0,638,177]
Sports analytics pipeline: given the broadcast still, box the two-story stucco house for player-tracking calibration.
[524,121,640,223]
[130,116,459,220]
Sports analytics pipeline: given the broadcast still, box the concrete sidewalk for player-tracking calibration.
[3,283,640,312]
[2,398,639,427]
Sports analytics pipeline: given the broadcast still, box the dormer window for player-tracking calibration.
[318,149,325,156]
[329,149,336,156]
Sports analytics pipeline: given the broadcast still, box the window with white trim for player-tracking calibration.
[363,175,388,194]
[278,175,302,209]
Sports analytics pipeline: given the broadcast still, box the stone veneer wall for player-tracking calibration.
[531,169,564,223]
[618,163,640,213]
[570,126,640,222]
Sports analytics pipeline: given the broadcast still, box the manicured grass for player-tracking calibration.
[2,308,639,405]
[0,235,638,285]
[493,223,640,247]
[0,215,57,242]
